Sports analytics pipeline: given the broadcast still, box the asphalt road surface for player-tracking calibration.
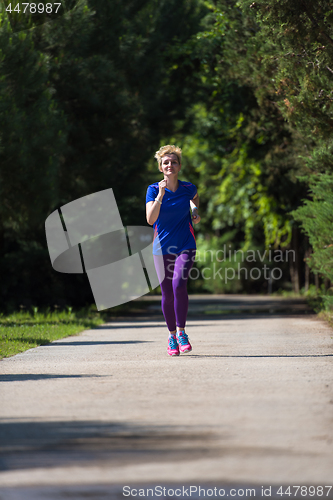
[0,295,332,500]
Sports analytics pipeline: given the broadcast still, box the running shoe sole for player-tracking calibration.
[180,346,192,353]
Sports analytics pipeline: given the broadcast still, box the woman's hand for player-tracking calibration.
[192,210,201,224]
[158,179,167,198]
[190,194,200,224]
[146,179,166,225]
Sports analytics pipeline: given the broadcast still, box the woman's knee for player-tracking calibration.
[163,293,174,304]
[173,279,187,295]
[161,286,174,304]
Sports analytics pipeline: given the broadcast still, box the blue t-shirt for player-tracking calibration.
[146,180,197,255]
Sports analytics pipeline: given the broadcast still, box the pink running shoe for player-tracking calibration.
[167,335,180,356]
[176,331,192,353]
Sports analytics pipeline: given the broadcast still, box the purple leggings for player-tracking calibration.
[154,249,196,332]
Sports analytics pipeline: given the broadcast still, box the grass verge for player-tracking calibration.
[0,307,106,359]
[0,300,159,360]
[318,311,333,332]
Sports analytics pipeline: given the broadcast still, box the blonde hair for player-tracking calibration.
[154,145,182,168]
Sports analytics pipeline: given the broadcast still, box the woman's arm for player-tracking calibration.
[190,192,199,210]
[146,180,167,225]
[146,200,161,225]
[190,193,200,224]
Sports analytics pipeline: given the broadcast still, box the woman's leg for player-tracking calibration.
[154,253,177,333]
[172,249,196,329]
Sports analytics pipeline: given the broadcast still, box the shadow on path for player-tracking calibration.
[96,314,316,330]
[48,340,152,346]
[0,374,106,382]
[190,354,333,358]
[0,420,218,473]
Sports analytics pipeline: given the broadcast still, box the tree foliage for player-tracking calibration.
[170,0,333,292]
[251,0,333,287]
[292,174,333,281]
[0,0,207,307]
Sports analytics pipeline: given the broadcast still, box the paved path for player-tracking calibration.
[0,296,332,499]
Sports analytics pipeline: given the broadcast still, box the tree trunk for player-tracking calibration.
[315,273,319,291]
[324,277,330,291]
[304,246,311,293]
[289,226,300,293]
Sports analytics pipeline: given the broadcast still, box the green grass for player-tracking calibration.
[0,307,106,359]
[0,300,159,359]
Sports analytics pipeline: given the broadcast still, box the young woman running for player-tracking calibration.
[146,145,200,356]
